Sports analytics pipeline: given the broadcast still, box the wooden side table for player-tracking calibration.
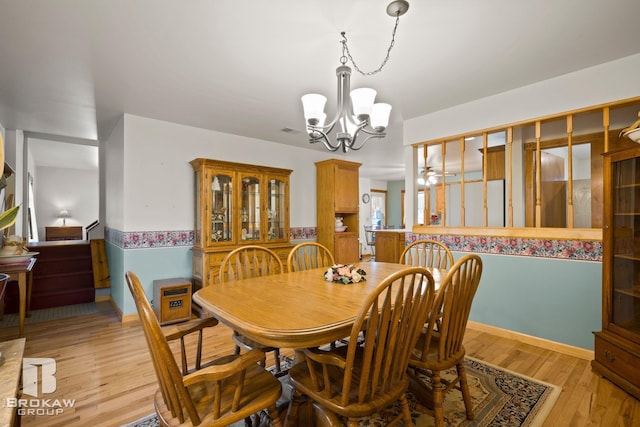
[0,258,37,337]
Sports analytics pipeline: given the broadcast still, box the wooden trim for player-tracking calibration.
[467,321,594,360]
[411,225,602,240]
[412,95,640,147]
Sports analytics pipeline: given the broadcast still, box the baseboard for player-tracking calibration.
[467,320,594,361]
[95,294,111,302]
[121,313,140,325]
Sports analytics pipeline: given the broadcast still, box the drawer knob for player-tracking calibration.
[604,350,616,362]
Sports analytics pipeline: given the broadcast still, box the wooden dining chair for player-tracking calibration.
[399,239,454,269]
[286,242,335,272]
[363,225,379,260]
[125,271,283,427]
[286,266,437,427]
[218,245,284,374]
[162,316,219,375]
[407,253,483,427]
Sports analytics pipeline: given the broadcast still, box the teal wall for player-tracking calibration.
[107,242,193,315]
[456,252,601,350]
[107,242,602,351]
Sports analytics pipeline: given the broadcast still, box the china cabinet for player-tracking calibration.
[191,159,293,287]
[316,159,361,263]
[592,145,640,400]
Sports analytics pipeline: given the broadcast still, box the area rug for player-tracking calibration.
[121,356,561,427]
[0,302,100,328]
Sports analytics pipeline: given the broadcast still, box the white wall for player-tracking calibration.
[105,115,125,231]
[34,166,98,239]
[118,114,344,232]
[404,53,640,145]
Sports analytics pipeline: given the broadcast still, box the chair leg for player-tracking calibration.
[457,362,474,420]
[432,371,444,427]
[284,390,304,427]
[273,348,281,373]
[399,393,414,426]
[267,403,283,427]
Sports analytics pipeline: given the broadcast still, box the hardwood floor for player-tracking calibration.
[1,302,638,426]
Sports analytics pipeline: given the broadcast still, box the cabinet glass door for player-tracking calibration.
[267,178,286,241]
[211,173,233,243]
[241,175,261,242]
[611,156,640,335]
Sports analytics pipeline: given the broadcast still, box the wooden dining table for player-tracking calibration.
[193,261,445,350]
[193,261,446,427]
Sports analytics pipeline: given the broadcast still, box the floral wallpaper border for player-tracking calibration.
[411,233,602,262]
[105,227,602,261]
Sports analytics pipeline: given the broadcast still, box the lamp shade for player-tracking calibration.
[58,209,70,219]
[370,103,392,130]
[350,88,377,118]
[301,94,327,124]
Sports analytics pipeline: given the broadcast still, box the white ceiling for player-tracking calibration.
[1,0,639,179]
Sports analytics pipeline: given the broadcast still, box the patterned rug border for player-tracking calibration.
[121,356,561,427]
[464,356,561,427]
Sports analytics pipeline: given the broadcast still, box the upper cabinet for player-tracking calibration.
[191,159,293,286]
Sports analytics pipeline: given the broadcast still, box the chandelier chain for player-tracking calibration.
[340,12,401,76]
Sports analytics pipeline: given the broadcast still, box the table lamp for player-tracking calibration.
[58,209,70,226]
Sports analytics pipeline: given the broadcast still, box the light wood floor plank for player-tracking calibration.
[1,302,639,426]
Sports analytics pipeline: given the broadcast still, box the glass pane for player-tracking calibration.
[241,176,261,241]
[211,173,233,243]
[571,144,592,228]
[611,157,640,333]
[267,178,285,241]
[417,190,425,225]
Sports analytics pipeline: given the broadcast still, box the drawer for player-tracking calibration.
[594,334,640,385]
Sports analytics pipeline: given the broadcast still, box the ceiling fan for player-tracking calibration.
[417,167,455,186]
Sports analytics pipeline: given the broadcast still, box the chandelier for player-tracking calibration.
[301,0,410,153]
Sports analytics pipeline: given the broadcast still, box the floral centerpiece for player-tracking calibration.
[324,264,366,284]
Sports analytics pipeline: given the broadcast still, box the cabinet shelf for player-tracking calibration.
[614,253,640,261]
[614,286,640,299]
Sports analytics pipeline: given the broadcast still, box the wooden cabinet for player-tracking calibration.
[316,159,361,264]
[375,230,407,263]
[191,159,293,286]
[45,226,83,241]
[592,146,640,400]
